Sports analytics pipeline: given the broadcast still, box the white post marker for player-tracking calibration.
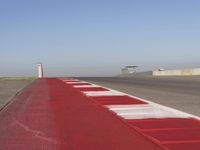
[37,63,44,78]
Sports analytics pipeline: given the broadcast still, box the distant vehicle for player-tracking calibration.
[158,68,165,71]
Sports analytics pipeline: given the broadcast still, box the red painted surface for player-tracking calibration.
[1,78,200,150]
[0,78,164,150]
[0,79,59,150]
[127,118,200,130]
[79,81,200,150]
[144,128,200,142]
[164,142,200,150]
[48,78,164,150]
[90,95,147,105]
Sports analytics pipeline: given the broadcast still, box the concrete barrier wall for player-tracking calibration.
[133,71,153,76]
[118,71,153,77]
[153,68,200,76]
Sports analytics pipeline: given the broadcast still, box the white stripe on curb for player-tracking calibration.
[65,81,89,84]
[84,90,125,97]
[107,104,190,119]
[62,79,79,82]
[73,85,100,88]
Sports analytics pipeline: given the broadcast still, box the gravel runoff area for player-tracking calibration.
[0,77,35,109]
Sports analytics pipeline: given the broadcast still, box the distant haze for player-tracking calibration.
[1,0,200,77]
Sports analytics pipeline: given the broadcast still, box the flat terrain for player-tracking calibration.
[78,76,200,116]
[0,78,163,150]
[0,77,35,109]
[0,78,200,149]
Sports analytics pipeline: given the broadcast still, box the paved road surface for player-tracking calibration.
[78,76,200,116]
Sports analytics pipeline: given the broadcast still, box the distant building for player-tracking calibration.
[121,68,129,75]
[121,66,138,75]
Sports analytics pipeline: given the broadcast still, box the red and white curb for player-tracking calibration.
[59,78,200,150]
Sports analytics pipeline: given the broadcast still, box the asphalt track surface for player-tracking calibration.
[78,76,200,116]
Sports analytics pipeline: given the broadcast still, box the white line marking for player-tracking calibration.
[73,85,100,88]
[84,90,125,97]
[107,105,150,110]
[107,104,191,119]
[59,78,79,81]
[65,81,89,84]
[62,80,79,82]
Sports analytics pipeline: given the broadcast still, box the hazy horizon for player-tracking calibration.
[1,0,200,77]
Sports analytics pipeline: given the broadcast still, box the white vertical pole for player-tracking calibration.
[37,63,44,78]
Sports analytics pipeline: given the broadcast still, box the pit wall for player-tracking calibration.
[153,68,200,76]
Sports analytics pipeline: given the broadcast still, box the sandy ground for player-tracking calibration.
[0,77,35,109]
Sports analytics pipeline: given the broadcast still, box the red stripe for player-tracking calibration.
[127,118,200,130]
[143,128,200,142]
[90,95,147,105]
[164,142,200,150]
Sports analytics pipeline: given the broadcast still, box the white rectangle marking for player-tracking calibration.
[108,104,190,119]
[73,85,100,88]
[65,81,88,84]
[84,90,125,97]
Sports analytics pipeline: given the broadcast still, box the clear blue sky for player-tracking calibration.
[1,0,200,77]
